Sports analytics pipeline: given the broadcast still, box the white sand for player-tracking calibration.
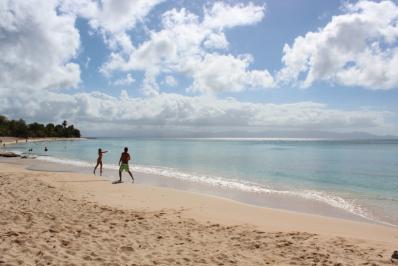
[1,162,397,265]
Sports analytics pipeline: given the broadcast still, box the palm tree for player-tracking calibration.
[62,120,67,129]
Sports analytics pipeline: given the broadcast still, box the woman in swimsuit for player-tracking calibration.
[94,148,108,176]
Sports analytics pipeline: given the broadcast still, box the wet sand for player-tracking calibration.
[24,157,385,224]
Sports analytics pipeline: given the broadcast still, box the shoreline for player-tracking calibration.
[0,161,397,264]
[0,136,84,146]
[2,140,396,227]
[30,155,396,227]
[1,158,398,239]
[3,138,398,228]
[25,156,379,226]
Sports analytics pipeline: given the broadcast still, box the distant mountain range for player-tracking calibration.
[88,129,398,139]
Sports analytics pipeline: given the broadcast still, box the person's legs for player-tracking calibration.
[118,170,122,182]
[93,162,99,174]
[128,170,134,182]
[99,162,103,176]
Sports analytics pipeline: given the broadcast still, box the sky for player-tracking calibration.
[1,0,398,137]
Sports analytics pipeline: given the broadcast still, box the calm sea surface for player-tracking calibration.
[8,138,398,226]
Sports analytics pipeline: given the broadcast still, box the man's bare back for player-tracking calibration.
[120,152,130,164]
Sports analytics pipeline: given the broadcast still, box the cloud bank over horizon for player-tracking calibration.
[1,0,398,136]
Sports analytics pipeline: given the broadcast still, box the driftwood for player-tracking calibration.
[0,152,20,158]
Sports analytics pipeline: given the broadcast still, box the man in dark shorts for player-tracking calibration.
[118,147,134,183]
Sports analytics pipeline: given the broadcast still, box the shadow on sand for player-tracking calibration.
[56,180,109,183]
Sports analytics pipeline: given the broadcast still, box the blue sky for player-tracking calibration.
[1,0,398,136]
[78,1,341,95]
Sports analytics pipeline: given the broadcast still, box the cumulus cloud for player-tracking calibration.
[163,75,178,87]
[0,0,396,136]
[0,0,81,91]
[203,2,265,29]
[277,0,398,90]
[0,0,161,96]
[113,74,135,86]
[60,0,164,52]
[100,2,273,95]
[203,32,229,50]
[190,54,274,93]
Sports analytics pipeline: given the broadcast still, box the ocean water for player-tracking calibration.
[7,138,398,226]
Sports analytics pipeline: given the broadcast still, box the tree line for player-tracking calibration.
[0,115,81,138]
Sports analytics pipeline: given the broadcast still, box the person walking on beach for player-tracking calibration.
[117,147,134,183]
[94,148,108,176]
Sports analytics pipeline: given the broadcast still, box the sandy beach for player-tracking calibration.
[0,137,83,147]
[3,0,398,265]
[1,159,397,265]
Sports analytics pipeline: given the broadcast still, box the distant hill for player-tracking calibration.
[86,128,397,140]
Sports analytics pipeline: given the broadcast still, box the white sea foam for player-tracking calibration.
[35,155,387,225]
[37,156,93,168]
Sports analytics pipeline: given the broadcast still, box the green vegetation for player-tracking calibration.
[0,116,81,138]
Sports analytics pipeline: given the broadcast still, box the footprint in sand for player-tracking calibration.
[120,246,134,252]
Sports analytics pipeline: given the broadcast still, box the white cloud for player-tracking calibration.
[0,88,391,134]
[203,2,265,29]
[203,32,229,50]
[164,75,178,87]
[84,57,91,69]
[0,0,81,91]
[60,0,164,52]
[100,2,272,95]
[277,0,398,90]
[1,0,396,136]
[190,54,275,93]
[113,74,135,86]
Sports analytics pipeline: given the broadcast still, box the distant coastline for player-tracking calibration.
[85,130,398,140]
[0,115,81,139]
[0,137,84,147]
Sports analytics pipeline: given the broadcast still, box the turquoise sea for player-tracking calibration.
[8,138,398,226]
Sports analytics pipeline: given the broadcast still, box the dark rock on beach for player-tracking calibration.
[0,152,20,158]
